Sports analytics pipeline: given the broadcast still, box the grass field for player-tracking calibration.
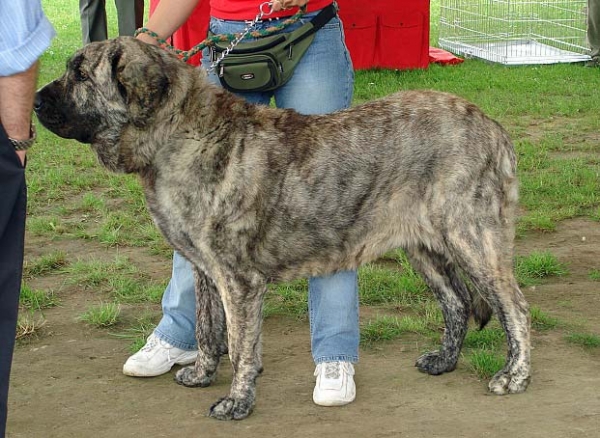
[19,0,600,383]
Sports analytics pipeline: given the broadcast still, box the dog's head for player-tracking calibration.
[35,37,194,172]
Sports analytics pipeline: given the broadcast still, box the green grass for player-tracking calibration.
[565,332,600,349]
[18,282,59,341]
[112,312,157,353]
[264,279,309,318]
[530,306,561,331]
[66,257,166,304]
[80,302,122,327]
[361,315,434,345]
[23,250,69,277]
[359,262,430,307]
[109,277,166,304]
[463,326,505,350]
[66,256,141,287]
[467,350,505,380]
[26,216,74,237]
[515,251,568,287]
[19,284,60,310]
[589,270,600,281]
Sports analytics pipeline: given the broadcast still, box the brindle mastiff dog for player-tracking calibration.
[35,37,531,420]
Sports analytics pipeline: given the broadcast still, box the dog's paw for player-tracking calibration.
[488,369,530,395]
[415,351,457,375]
[208,396,254,421]
[174,365,216,388]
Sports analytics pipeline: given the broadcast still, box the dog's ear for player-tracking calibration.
[112,42,170,127]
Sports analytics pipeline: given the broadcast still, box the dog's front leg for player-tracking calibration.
[209,271,266,421]
[175,268,227,388]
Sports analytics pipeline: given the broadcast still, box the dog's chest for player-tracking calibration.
[141,176,204,244]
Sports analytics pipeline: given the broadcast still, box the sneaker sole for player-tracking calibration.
[313,396,356,407]
[122,353,198,377]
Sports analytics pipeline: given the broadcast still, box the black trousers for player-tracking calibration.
[0,124,27,438]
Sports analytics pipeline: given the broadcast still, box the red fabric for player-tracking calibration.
[149,0,208,66]
[211,0,331,20]
[428,47,464,65]
[151,0,432,70]
[172,1,210,66]
[337,0,430,70]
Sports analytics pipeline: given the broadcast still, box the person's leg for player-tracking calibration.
[114,0,144,37]
[154,252,198,349]
[588,0,600,61]
[122,251,198,376]
[79,0,108,44]
[308,271,359,364]
[0,125,27,437]
[273,12,359,405]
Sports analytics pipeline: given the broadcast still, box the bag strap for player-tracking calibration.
[278,2,336,48]
[305,2,337,36]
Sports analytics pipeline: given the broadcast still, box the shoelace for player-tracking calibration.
[140,336,158,352]
[323,361,341,379]
[139,335,176,362]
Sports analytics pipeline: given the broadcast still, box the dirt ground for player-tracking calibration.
[6,218,600,438]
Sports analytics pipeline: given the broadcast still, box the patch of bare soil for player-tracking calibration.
[6,219,600,438]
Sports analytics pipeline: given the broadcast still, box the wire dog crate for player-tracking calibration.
[439,0,591,65]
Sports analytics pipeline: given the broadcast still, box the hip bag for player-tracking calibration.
[210,3,337,93]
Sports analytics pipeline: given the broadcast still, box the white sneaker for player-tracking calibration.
[122,333,198,377]
[313,361,356,406]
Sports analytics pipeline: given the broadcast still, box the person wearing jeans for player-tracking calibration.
[123,0,360,407]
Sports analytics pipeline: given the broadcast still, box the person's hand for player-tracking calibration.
[16,151,25,167]
[271,0,309,12]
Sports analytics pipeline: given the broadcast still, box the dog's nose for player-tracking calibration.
[34,92,43,112]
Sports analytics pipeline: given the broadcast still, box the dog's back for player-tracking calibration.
[241,90,518,282]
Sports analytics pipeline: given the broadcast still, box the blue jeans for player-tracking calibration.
[155,8,359,364]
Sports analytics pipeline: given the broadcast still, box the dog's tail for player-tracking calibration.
[470,291,493,330]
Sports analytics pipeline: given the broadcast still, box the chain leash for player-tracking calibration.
[208,2,274,73]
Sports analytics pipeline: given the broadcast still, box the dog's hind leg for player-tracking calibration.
[449,231,531,395]
[405,246,471,375]
[208,271,266,421]
[175,268,227,388]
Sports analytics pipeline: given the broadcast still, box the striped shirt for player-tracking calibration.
[0,0,56,76]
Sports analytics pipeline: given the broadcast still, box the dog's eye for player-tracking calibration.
[75,69,89,82]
